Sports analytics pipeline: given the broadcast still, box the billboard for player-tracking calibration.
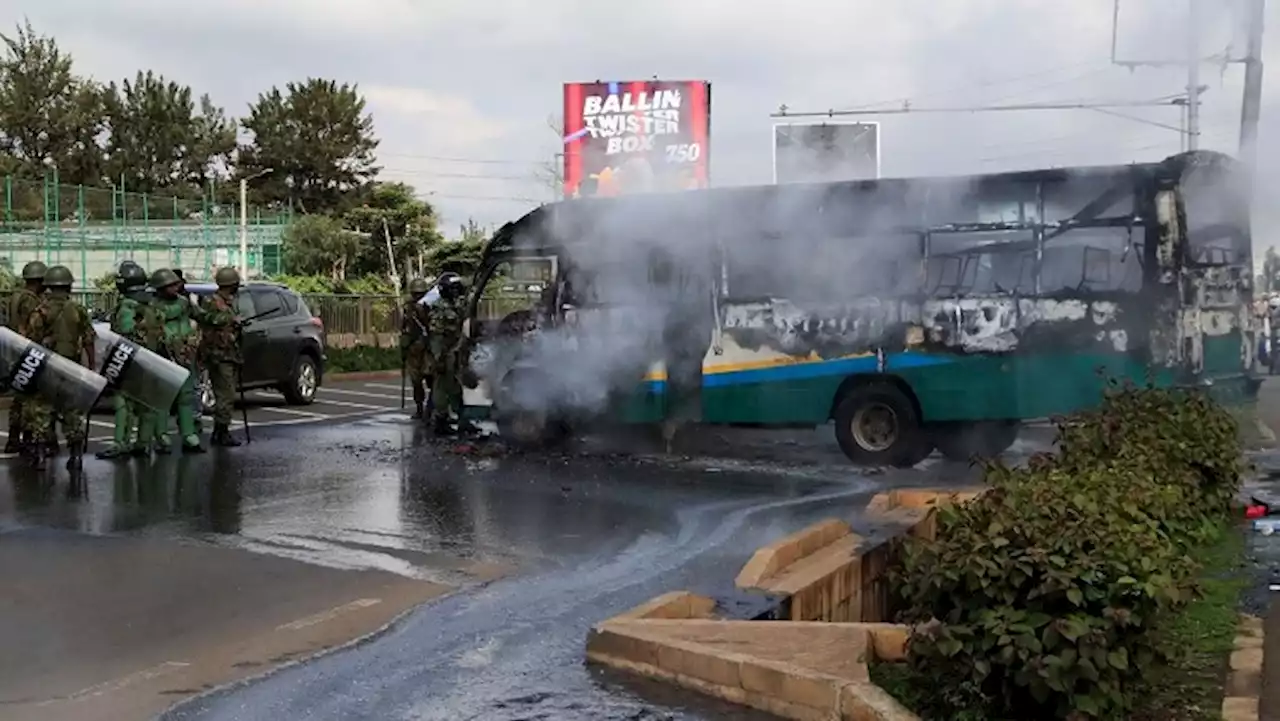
[562,80,711,198]
[772,121,880,184]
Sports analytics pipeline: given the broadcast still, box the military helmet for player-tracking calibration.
[20,261,47,281]
[214,266,241,287]
[44,265,73,288]
[407,277,430,294]
[149,268,182,290]
[117,261,148,289]
[437,272,464,298]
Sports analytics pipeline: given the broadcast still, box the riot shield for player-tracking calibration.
[93,327,191,412]
[0,326,106,416]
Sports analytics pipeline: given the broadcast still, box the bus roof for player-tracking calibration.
[480,150,1241,262]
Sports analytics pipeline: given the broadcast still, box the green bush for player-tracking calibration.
[327,345,400,374]
[893,383,1243,720]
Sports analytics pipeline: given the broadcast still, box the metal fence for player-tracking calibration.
[1,175,291,287]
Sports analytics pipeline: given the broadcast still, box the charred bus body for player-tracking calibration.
[461,150,1259,466]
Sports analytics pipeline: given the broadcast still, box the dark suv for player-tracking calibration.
[186,282,327,410]
[92,282,327,412]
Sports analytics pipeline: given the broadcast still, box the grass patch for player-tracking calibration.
[1133,521,1249,721]
[327,345,400,373]
[869,521,1248,721]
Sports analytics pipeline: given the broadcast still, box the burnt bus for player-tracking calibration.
[460,150,1259,466]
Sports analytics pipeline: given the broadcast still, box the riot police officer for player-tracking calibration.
[197,267,244,447]
[97,261,152,459]
[5,260,46,454]
[426,273,470,434]
[401,278,434,419]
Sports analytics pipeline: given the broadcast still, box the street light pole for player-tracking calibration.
[238,168,273,279]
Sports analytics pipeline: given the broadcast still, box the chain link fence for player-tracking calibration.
[1,175,291,287]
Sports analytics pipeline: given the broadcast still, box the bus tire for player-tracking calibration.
[496,410,571,448]
[833,383,933,467]
[932,421,1020,462]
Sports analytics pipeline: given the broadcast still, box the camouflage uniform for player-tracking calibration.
[197,267,243,447]
[4,261,46,454]
[22,265,95,469]
[143,268,205,453]
[401,277,434,419]
[97,262,154,460]
[426,276,468,432]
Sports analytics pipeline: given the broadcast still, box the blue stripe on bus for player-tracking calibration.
[701,352,954,388]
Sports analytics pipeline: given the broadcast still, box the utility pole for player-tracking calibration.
[1186,0,1202,150]
[238,167,273,280]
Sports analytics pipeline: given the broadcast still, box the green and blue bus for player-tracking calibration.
[460,150,1259,465]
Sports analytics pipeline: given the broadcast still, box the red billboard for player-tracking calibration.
[562,80,711,198]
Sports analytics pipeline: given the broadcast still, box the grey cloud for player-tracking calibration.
[12,0,1280,238]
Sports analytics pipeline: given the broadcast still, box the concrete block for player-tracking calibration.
[860,623,910,662]
[738,659,840,711]
[609,591,716,621]
[736,519,852,589]
[584,625,663,667]
[655,641,743,689]
[1226,665,1261,697]
[1231,647,1263,673]
[840,681,920,721]
[1221,696,1259,721]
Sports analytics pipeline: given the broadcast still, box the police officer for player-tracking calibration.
[21,265,95,469]
[401,278,434,420]
[426,273,469,434]
[144,268,205,454]
[96,261,152,459]
[196,267,243,447]
[5,260,46,454]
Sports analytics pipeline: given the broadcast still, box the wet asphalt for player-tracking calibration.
[0,377,1048,721]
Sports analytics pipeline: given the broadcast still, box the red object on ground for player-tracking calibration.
[1246,504,1268,519]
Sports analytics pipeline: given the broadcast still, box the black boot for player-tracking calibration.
[24,438,46,470]
[181,435,206,454]
[66,441,84,470]
[96,446,130,460]
[410,403,424,420]
[212,423,241,447]
[4,436,20,454]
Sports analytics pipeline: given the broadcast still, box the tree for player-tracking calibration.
[533,113,564,200]
[280,213,363,282]
[238,78,379,214]
[457,218,487,245]
[342,181,441,277]
[427,234,485,279]
[0,20,106,185]
[103,70,199,194]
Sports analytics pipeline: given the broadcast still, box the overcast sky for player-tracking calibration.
[15,0,1280,251]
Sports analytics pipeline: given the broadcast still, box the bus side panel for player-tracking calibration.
[898,352,1175,421]
[608,365,668,424]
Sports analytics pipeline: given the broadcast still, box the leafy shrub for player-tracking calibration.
[327,345,400,374]
[893,382,1243,720]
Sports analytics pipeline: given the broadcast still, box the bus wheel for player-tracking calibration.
[834,384,932,467]
[497,410,570,448]
[932,421,1020,462]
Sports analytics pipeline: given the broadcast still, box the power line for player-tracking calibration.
[381,168,539,182]
[836,59,1113,112]
[773,97,1188,118]
[377,151,547,166]
[416,193,542,203]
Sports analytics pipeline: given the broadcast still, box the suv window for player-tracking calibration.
[235,293,256,317]
[250,288,285,319]
[279,290,299,315]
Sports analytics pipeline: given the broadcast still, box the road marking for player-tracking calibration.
[88,419,114,429]
[363,383,405,392]
[310,397,395,411]
[34,661,191,705]
[318,387,402,401]
[276,598,382,631]
[254,406,328,419]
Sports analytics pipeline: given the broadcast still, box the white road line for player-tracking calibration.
[275,598,382,631]
[318,387,402,401]
[34,661,191,705]
[362,383,404,392]
[310,397,396,411]
[88,419,114,429]
[254,406,328,419]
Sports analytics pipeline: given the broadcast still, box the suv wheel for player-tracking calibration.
[282,354,318,405]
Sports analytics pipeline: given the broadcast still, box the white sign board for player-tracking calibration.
[772,121,880,184]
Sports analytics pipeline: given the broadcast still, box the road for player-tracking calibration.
[0,375,1044,721]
